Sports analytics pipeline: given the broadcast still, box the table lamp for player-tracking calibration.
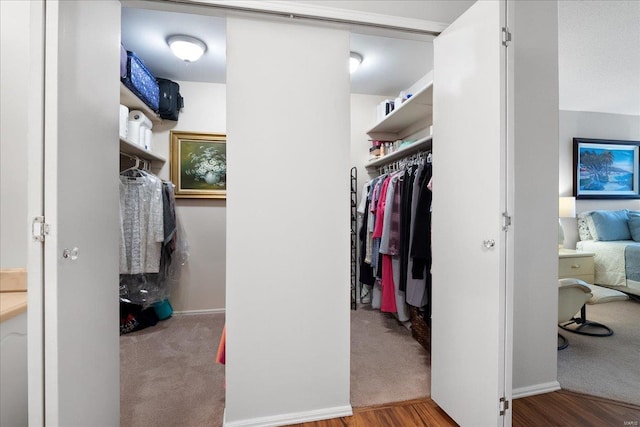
[558,196,576,249]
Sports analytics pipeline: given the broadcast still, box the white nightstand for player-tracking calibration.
[558,249,595,284]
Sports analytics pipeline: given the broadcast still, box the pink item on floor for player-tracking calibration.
[216,325,226,365]
[380,255,397,313]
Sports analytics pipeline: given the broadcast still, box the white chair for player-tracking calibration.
[557,278,593,350]
[558,278,629,348]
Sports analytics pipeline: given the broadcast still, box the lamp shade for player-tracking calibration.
[350,52,363,74]
[168,35,207,62]
[559,196,576,218]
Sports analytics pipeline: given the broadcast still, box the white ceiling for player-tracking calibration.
[121,1,472,97]
[558,1,640,116]
[121,1,640,114]
[121,8,227,86]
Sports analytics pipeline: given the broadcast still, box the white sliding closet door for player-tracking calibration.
[43,1,121,424]
[431,1,511,426]
[225,17,352,426]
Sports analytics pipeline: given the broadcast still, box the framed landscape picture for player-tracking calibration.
[170,131,226,199]
[573,137,640,199]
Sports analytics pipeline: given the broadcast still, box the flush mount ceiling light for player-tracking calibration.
[350,52,363,74]
[167,35,207,62]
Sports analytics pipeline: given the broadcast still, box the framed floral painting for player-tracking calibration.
[170,131,226,199]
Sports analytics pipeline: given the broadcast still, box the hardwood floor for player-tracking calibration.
[513,390,640,427]
[287,398,456,427]
[287,391,640,427]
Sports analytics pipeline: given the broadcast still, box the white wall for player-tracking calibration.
[511,0,561,397]
[152,81,227,312]
[559,110,640,248]
[225,17,351,425]
[350,94,388,197]
[148,85,380,313]
[0,0,30,269]
[0,5,30,418]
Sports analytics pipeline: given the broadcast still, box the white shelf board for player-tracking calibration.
[120,83,161,124]
[367,83,433,139]
[365,136,432,169]
[119,138,166,163]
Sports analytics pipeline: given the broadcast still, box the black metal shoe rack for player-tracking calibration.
[350,166,358,310]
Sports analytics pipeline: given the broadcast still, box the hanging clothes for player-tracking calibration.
[357,153,433,318]
[119,167,183,309]
[398,165,417,293]
[379,172,410,321]
[371,176,397,313]
[406,164,431,307]
[357,182,376,287]
[410,164,433,280]
[119,170,164,274]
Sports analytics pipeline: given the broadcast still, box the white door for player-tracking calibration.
[43,1,121,424]
[431,1,511,426]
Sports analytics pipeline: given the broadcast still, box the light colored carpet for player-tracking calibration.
[120,307,431,426]
[120,313,226,427]
[557,299,640,406]
[350,305,431,407]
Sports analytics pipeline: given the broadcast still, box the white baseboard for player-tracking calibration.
[512,381,561,399]
[222,405,353,427]
[172,308,225,315]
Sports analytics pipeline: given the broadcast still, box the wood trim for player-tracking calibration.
[0,268,27,292]
[172,308,226,315]
[0,292,28,322]
[223,405,353,427]
[354,397,435,412]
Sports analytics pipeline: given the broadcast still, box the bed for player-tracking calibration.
[575,209,640,296]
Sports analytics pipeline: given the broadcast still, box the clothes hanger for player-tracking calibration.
[120,154,148,177]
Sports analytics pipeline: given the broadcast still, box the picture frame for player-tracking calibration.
[170,131,227,199]
[573,137,640,199]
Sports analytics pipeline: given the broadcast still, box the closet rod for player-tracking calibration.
[377,149,431,175]
[120,151,151,171]
[158,0,442,37]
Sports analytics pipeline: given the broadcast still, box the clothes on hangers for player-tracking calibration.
[357,152,433,319]
[398,165,417,293]
[410,165,433,279]
[119,170,164,274]
[119,166,183,305]
[406,164,431,307]
[358,183,376,287]
[380,171,410,320]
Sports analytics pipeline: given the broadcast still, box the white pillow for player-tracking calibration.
[577,211,594,241]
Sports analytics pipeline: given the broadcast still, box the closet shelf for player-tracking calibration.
[365,136,432,169]
[120,83,162,124]
[120,138,166,163]
[366,83,433,141]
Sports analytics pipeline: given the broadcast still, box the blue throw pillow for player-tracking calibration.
[628,211,640,242]
[590,210,631,241]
